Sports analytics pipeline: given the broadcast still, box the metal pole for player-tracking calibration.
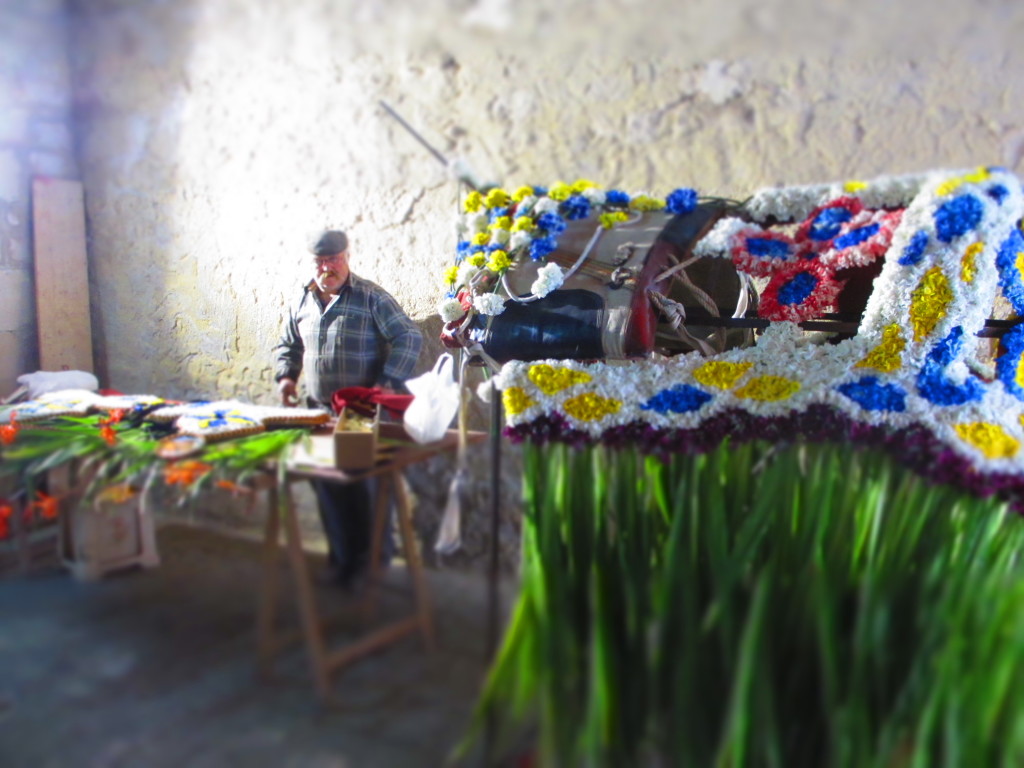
[484,380,501,765]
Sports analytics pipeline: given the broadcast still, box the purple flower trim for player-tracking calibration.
[503,405,1024,512]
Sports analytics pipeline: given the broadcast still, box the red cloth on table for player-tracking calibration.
[330,387,413,419]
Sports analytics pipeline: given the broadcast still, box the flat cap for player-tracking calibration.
[308,229,349,256]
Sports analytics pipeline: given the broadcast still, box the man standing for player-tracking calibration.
[274,229,423,587]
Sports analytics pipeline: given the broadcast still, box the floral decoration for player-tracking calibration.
[438,180,701,329]
[493,167,1024,511]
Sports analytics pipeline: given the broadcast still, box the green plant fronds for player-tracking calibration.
[469,440,1024,768]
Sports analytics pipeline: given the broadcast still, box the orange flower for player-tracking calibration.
[0,410,19,446]
[164,460,213,486]
[99,409,125,426]
[100,425,117,446]
[33,491,60,520]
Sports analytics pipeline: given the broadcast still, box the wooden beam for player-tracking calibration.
[32,178,93,373]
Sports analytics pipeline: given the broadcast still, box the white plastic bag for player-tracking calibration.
[403,353,460,444]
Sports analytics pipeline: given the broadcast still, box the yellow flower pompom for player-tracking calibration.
[570,179,598,194]
[909,267,953,342]
[844,180,868,193]
[487,250,512,273]
[490,216,512,232]
[955,422,1020,459]
[629,194,665,212]
[856,325,906,373]
[463,190,484,213]
[693,361,753,390]
[468,253,487,268]
[485,188,511,208]
[548,182,573,201]
[527,364,592,395]
[512,186,536,202]
[961,242,983,283]
[443,265,459,285]
[599,211,630,229]
[734,375,801,402]
[502,387,536,416]
[563,392,622,422]
[471,232,490,246]
[512,216,534,232]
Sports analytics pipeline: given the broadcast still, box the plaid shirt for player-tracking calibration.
[273,274,423,406]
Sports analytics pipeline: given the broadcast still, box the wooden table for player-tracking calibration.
[255,430,481,702]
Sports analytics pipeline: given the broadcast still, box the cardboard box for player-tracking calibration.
[333,406,379,470]
[332,407,415,470]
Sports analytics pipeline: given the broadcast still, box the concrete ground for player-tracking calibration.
[0,523,517,768]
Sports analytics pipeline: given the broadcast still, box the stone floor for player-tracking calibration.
[0,523,517,768]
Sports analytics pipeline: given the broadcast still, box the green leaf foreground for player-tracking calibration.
[459,440,1024,768]
[0,416,309,505]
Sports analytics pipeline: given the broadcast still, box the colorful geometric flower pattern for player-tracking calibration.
[495,167,1024,504]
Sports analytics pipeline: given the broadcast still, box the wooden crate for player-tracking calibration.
[61,489,160,582]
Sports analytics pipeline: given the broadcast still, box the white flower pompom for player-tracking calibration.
[534,197,560,214]
[475,380,495,403]
[582,187,607,205]
[456,262,480,288]
[438,298,466,323]
[464,212,489,234]
[510,230,533,250]
[516,195,538,215]
[473,292,507,316]
[489,228,511,246]
[530,262,565,298]
[693,217,749,258]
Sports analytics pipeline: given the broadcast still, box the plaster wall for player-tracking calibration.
[0,0,79,396]
[66,0,1024,564]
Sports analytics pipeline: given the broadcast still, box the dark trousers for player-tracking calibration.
[311,475,394,578]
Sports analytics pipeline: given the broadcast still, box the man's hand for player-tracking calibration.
[278,378,299,407]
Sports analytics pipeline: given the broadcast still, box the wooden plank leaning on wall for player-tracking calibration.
[32,177,94,374]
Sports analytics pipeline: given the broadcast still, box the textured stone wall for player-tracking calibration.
[65,0,1024,565]
[0,0,79,396]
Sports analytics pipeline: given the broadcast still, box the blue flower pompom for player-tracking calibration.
[532,185,548,196]
[489,207,510,221]
[987,184,1009,204]
[665,188,699,215]
[640,385,713,414]
[808,207,853,241]
[837,376,908,412]
[996,322,1024,402]
[561,195,592,221]
[746,237,792,259]
[933,194,984,243]
[778,272,819,306]
[898,230,929,266]
[916,327,985,406]
[605,190,630,207]
[529,236,558,261]
[833,223,880,250]
[536,212,567,235]
[997,228,1024,314]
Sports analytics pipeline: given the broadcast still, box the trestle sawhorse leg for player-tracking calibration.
[255,467,434,703]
